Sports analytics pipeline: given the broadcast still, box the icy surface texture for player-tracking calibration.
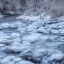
[0,15,64,64]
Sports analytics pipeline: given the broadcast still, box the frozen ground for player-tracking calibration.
[0,15,64,64]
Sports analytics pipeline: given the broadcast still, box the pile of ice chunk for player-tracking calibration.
[16,15,40,22]
[1,56,34,64]
[0,15,64,64]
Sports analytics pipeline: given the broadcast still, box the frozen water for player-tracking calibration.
[10,33,20,39]
[0,15,64,64]
[22,33,41,42]
[16,15,40,22]
[49,53,64,61]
